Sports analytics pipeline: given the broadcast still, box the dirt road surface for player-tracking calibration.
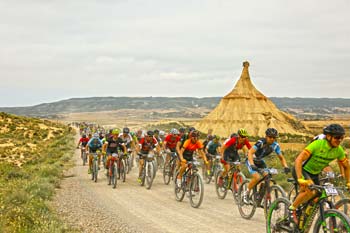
[53,141,266,233]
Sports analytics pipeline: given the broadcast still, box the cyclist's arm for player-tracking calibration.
[178,147,185,161]
[199,148,208,163]
[294,150,311,179]
[338,157,350,185]
[122,144,127,154]
[247,147,257,165]
[277,154,288,168]
[220,144,227,159]
[162,141,167,151]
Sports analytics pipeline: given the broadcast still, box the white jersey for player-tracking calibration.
[118,133,133,144]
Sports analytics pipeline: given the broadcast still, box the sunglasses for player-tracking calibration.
[333,136,344,140]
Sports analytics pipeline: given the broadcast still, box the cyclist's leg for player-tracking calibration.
[246,159,262,190]
[291,168,318,209]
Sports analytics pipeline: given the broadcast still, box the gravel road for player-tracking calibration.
[52,137,266,233]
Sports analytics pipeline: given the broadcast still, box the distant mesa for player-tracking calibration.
[196,61,307,137]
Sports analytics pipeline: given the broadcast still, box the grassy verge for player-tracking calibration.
[0,128,78,233]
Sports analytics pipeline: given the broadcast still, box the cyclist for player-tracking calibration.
[103,129,127,173]
[136,130,160,183]
[163,128,181,162]
[136,129,143,143]
[243,128,290,203]
[219,129,252,184]
[77,134,90,157]
[205,135,222,176]
[87,133,103,174]
[289,124,350,219]
[203,135,214,150]
[177,130,208,186]
[119,127,136,151]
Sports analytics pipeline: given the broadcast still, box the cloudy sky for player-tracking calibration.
[1,0,349,107]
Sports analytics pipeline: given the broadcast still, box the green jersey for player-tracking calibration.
[303,139,346,175]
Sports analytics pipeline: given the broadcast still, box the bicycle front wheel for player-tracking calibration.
[112,164,118,189]
[215,171,227,200]
[237,179,257,219]
[233,172,246,204]
[266,197,294,233]
[93,160,98,182]
[145,161,154,190]
[335,198,350,217]
[163,161,172,185]
[313,209,350,233]
[264,185,286,219]
[189,173,204,208]
[174,171,185,202]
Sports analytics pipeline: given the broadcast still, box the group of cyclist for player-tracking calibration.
[76,122,350,227]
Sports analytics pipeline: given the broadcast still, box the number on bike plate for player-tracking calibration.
[325,186,338,196]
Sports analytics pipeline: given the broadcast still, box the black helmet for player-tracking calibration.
[154,129,159,134]
[207,135,213,140]
[147,130,154,136]
[191,130,199,138]
[265,128,279,138]
[188,127,196,132]
[179,127,186,133]
[123,127,130,133]
[323,124,345,136]
[82,134,87,138]
[230,133,238,138]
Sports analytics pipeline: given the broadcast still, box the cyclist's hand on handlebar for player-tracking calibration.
[283,167,291,174]
[298,178,313,186]
[346,182,350,191]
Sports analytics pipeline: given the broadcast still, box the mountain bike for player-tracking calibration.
[215,161,245,203]
[108,153,119,189]
[267,184,350,232]
[139,152,155,190]
[118,152,127,183]
[80,146,87,166]
[237,167,286,219]
[203,154,223,184]
[163,151,178,185]
[91,151,99,182]
[174,158,204,208]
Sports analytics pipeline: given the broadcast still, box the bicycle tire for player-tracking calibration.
[112,163,118,189]
[266,197,294,233]
[335,198,350,217]
[163,161,171,185]
[146,161,154,189]
[288,183,298,202]
[93,160,98,182]
[233,172,246,204]
[313,209,350,233]
[215,170,227,199]
[174,171,185,202]
[121,159,126,182]
[82,151,87,166]
[237,179,257,219]
[264,184,286,219]
[189,173,204,208]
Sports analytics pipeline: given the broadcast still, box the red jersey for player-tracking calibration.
[139,137,158,153]
[164,134,180,150]
[79,137,90,146]
[224,137,251,150]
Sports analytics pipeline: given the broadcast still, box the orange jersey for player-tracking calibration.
[182,139,203,152]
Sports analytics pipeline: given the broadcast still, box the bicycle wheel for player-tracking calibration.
[313,209,350,232]
[288,184,298,202]
[215,171,227,199]
[110,164,118,189]
[163,161,172,185]
[237,179,257,219]
[145,162,154,189]
[189,173,204,208]
[120,159,126,182]
[264,185,286,218]
[174,171,185,202]
[266,197,294,233]
[232,172,246,204]
[92,160,98,182]
[335,198,350,217]
[82,151,87,166]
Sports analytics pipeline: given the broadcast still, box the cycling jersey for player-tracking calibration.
[182,139,203,160]
[139,137,158,154]
[303,139,346,175]
[106,137,124,154]
[223,136,251,162]
[252,138,281,162]
[87,138,103,152]
[206,141,221,155]
[164,134,180,151]
[79,137,90,146]
[118,133,133,147]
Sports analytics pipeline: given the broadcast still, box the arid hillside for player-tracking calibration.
[0,112,69,166]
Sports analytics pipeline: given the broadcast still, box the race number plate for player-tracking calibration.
[325,187,338,196]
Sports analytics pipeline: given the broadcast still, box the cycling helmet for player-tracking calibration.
[170,128,179,135]
[191,130,199,138]
[154,129,160,134]
[230,133,238,138]
[147,130,154,136]
[214,135,220,140]
[207,135,213,140]
[179,127,186,133]
[130,132,135,136]
[188,127,196,132]
[111,128,120,135]
[237,128,249,137]
[82,134,87,138]
[123,127,130,134]
[265,128,279,138]
[323,124,345,136]
[159,130,165,136]
[93,133,99,138]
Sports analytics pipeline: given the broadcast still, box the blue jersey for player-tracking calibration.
[87,138,103,150]
[253,138,281,161]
